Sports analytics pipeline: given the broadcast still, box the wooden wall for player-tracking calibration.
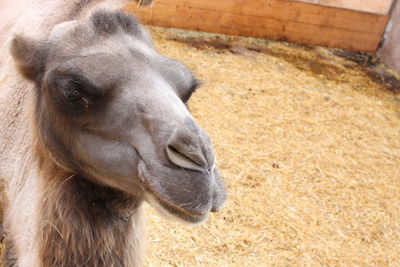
[124,0,389,52]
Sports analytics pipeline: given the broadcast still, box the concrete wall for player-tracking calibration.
[378,0,400,73]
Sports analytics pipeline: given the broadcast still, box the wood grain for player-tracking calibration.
[125,0,389,52]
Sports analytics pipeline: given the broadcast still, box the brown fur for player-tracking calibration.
[3,238,17,267]
[37,161,144,267]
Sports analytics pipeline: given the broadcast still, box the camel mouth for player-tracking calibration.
[145,191,208,224]
[138,160,218,224]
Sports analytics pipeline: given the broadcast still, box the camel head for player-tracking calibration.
[10,10,226,224]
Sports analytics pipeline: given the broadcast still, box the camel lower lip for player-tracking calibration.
[151,191,208,224]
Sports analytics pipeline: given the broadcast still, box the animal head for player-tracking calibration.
[10,10,226,224]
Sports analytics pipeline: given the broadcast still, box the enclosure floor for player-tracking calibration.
[143,27,400,267]
[1,26,400,266]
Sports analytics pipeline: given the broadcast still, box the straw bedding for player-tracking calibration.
[1,26,400,266]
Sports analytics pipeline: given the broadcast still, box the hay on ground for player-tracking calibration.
[144,27,400,267]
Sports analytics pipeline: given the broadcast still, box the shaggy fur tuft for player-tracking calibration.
[37,160,144,267]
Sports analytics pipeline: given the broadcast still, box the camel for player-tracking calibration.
[0,1,226,266]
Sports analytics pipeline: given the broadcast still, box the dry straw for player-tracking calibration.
[1,26,400,266]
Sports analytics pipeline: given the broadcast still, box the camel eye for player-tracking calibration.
[63,88,82,102]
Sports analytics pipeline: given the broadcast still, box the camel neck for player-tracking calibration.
[36,163,144,266]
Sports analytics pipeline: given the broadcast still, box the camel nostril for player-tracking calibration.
[166,144,206,172]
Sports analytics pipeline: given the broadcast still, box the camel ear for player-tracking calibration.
[10,35,46,81]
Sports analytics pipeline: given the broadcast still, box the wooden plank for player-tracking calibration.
[139,13,378,51]
[124,0,389,52]
[155,0,386,22]
[152,0,389,34]
[141,3,382,43]
[320,0,394,15]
